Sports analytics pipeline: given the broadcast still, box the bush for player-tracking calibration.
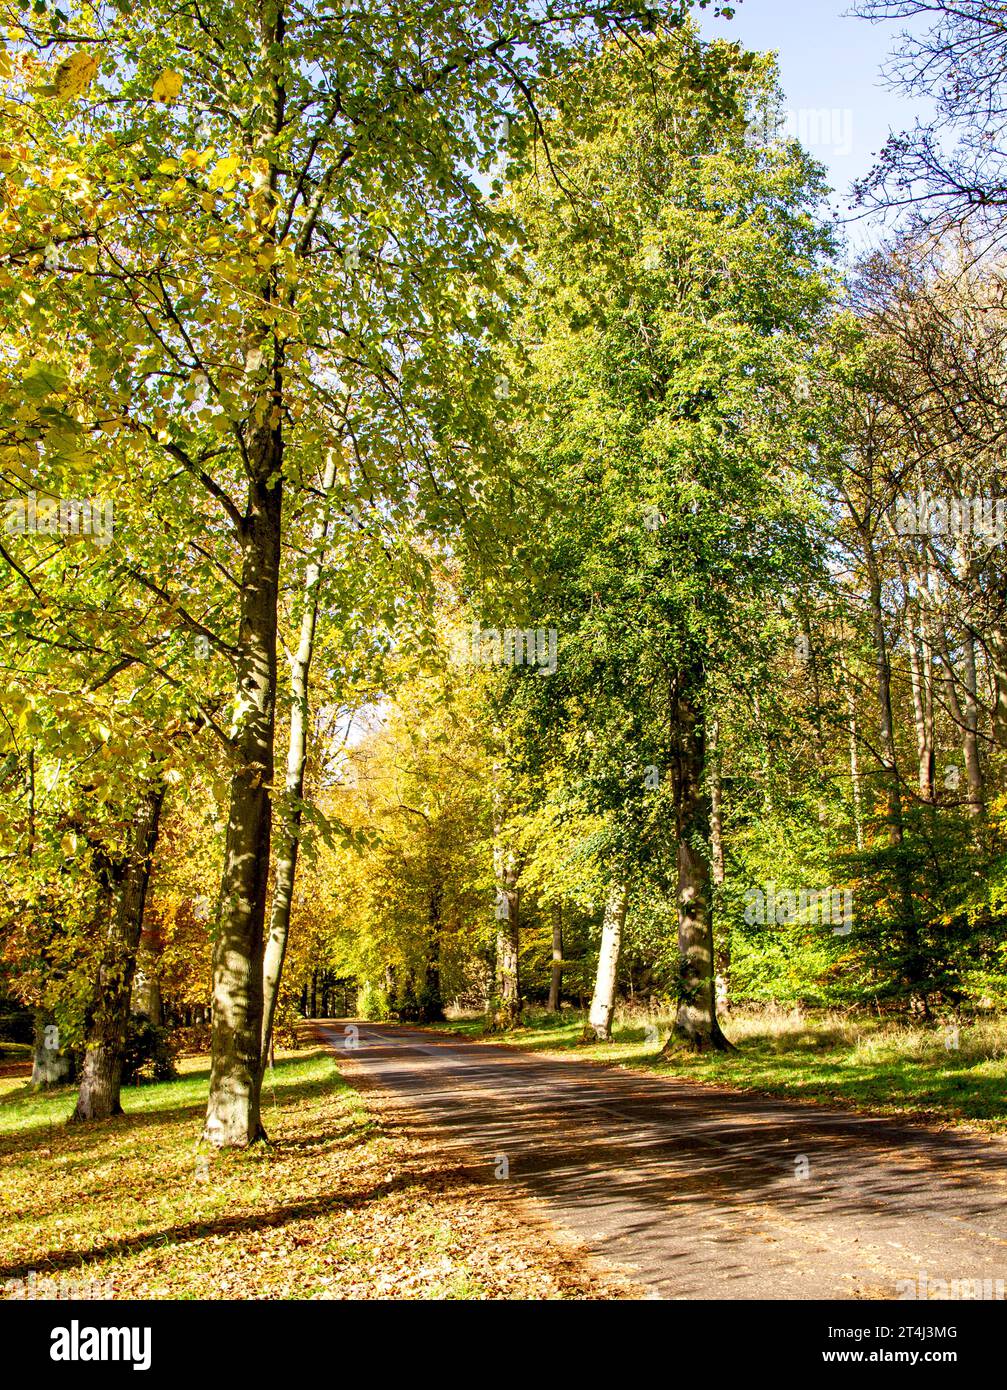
[390,977,420,1021]
[357,982,390,1020]
[122,1016,177,1084]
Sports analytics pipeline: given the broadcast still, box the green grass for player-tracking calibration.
[0,1047,614,1299]
[0,1065,211,1134]
[426,1006,1007,1131]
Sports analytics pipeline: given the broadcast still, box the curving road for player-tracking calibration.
[317,1020,1007,1300]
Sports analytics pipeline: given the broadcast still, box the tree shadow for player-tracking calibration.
[333,1023,1007,1297]
[0,1163,450,1283]
[0,1051,348,1151]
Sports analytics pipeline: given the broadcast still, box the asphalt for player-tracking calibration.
[316,1019,1007,1300]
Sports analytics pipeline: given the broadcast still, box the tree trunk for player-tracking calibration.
[494,860,521,1029]
[72,785,166,1122]
[662,665,732,1055]
[865,544,926,1007]
[844,677,865,850]
[584,885,627,1041]
[420,885,445,1023]
[131,920,163,1024]
[203,0,287,1149]
[961,626,985,819]
[31,1010,73,1088]
[902,563,936,804]
[800,615,831,828]
[260,449,339,1073]
[708,717,730,1003]
[204,460,283,1146]
[990,625,1007,751]
[548,905,563,1013]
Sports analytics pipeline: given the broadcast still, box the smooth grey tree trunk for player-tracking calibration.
[204,0,286,1146]
[584,885,627,1041]
[548,906,563,1012]
[204,464,282,1146]
[260,448,338,1076]
[32,1011,73,1088]
[942,623,985,821]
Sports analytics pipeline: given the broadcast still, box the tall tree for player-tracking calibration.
[2,0,697,1143]
[502,24,833,1048]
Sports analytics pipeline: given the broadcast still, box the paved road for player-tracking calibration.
[317,1020,1007,1300]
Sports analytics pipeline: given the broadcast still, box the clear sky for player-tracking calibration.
[696,0,937,251]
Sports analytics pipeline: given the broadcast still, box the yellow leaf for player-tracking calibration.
[61,832,78,857]
[209,155,241,190]
[152,69,182,103]
[53,50,98,100]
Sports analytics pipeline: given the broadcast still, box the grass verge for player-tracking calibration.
[422,1006,1007,1132]
[0,1047,626,1300]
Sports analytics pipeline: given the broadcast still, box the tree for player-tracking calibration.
[500,24,833,1048]
[2,0,704,1144]
[72,782,166,1119]
[584,884,627,1040]
[855,1,1007,230]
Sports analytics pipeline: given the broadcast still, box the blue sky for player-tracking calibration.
[696,0,937,250]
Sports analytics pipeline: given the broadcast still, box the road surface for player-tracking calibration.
[317,1020,1007,1300]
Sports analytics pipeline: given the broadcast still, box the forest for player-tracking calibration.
[2,0,1007,1312]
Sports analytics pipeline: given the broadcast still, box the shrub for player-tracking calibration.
[122,1016,177,1084]
[356,982,390,1020]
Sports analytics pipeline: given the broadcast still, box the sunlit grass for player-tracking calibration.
[0,1047,612,1299]
[431,1004,1007,1131]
